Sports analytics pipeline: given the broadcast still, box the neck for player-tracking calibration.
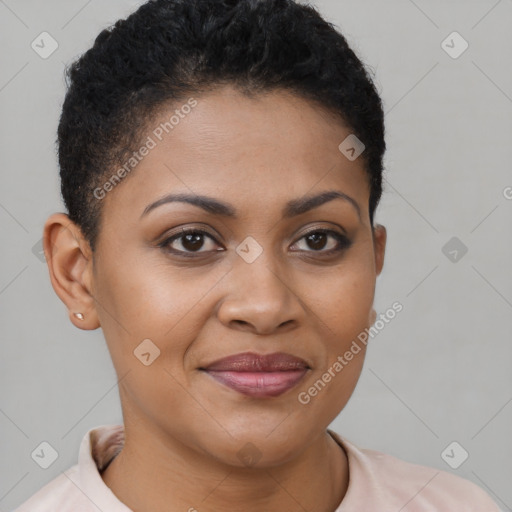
[101,423,349,512]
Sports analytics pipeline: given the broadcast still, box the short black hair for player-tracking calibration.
[58,0,386,252]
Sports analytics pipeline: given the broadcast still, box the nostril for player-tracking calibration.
[231,320,251,329]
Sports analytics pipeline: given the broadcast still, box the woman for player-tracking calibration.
[15,0,501,510]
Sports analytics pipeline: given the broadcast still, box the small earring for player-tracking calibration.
[73,312,85,320]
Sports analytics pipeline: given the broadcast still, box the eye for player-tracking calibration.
[290,228,351,254]
[159,228,222,256]
[158,227,351,258]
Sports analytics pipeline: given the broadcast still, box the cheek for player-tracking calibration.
[96,254,199,333]
[95,258,208,427]
[93,252,230,382]
[310,259,375,337]
[299,255,374,393]
[296,349,366,432]
[295,269,372,424]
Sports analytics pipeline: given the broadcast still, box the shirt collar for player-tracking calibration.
[77,424,376,511]
[79,424,132,511]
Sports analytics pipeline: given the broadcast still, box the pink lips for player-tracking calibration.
[200,352,310,398]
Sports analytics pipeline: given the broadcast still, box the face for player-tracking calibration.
[46,85,386,468]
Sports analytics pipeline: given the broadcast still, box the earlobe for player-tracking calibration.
[369,307,377,326]
[43,213,100,330]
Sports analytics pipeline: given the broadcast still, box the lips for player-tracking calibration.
[202,352,310,372]
[200,352,310,398]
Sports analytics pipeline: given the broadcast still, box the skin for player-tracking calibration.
[44,85,386,512]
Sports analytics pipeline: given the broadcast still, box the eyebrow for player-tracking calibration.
[140,190,361,221]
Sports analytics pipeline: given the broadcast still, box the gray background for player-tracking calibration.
[1,0,511,510]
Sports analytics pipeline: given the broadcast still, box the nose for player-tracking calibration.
[216,255,304,336]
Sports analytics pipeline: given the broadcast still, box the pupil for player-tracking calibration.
[308,232,326,250]
[183,233,204,251]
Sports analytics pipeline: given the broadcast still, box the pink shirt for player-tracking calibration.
[14,424,500,511]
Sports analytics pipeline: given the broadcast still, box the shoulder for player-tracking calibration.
[361,445,499,509]
[329,430,501,511]
[13,424,126,512]
[13,465,91,511]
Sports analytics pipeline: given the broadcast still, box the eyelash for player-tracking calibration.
[158,227,352,258]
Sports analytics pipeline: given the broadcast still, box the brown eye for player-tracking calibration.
[159,227,351,258]
[160,229,221,255]
[305,231,329,250]
[291,229,351,254]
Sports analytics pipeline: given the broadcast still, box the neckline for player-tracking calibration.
[86,425,355,511]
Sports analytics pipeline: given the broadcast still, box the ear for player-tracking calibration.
[43,213,100,330]
[368,223,386,327]
[372,223,386,277]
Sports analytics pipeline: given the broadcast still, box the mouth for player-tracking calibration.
[199,352,310,398]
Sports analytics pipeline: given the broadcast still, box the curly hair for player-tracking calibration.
[57,0,386,252]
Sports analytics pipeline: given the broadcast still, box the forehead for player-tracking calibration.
[101,85,370,220]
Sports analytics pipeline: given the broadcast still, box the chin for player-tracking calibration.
[204,425,309,469]
[228,440,304,469]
